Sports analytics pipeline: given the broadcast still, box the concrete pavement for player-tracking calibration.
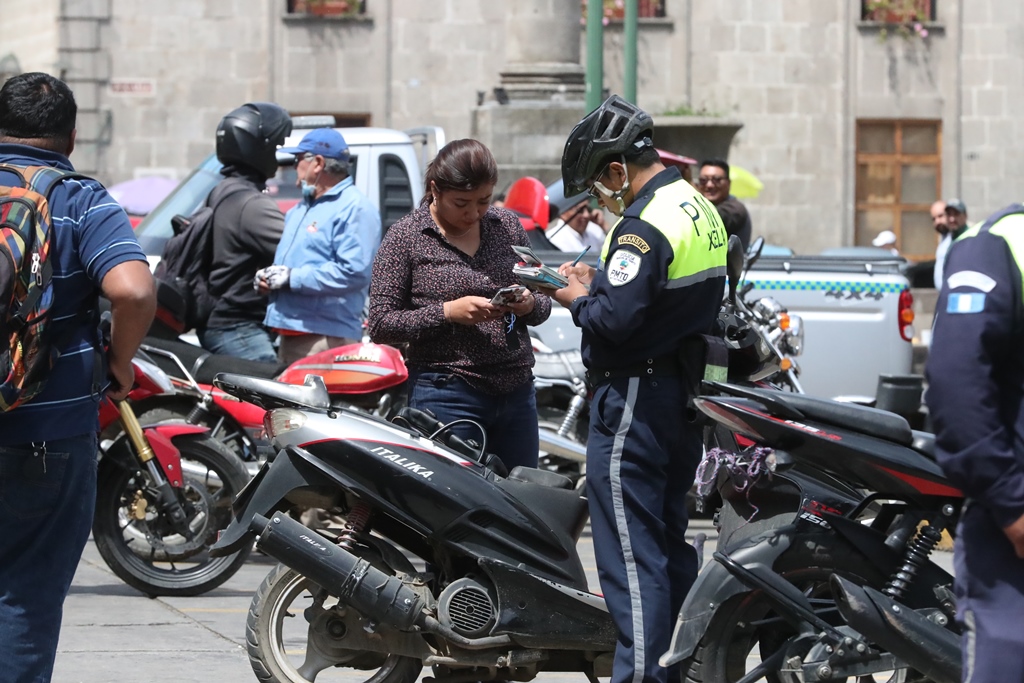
[55,522,716,683]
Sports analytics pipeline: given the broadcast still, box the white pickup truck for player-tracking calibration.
[531,248,914,400]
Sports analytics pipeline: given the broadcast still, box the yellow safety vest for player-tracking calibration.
[600,178,728,288]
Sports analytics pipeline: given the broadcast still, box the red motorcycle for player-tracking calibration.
[130,338,410,467]
[92,349,252,596]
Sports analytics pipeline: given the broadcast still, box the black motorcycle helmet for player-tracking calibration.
[561,94,654,197]
[215,102,292,179]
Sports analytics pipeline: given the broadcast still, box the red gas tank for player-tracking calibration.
[277,343,409,409]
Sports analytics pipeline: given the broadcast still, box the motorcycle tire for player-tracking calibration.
[246,540,422,683]
[92,433,252,597]
[683,533,906,683]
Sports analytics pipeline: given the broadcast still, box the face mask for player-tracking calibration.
[591,157,630,217]
[301,180,316,202]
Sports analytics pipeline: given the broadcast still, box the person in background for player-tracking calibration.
[934,199,968,290]
[697,158,752,249]
[931,200,948,288]
[546,196,607,252]
[199,103,291,362]
[872,229,901,256]
[0,72,156,683]
[368,139,551,471]
[257,128,381,364]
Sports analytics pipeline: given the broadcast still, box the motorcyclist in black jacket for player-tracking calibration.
[197,102,291,362]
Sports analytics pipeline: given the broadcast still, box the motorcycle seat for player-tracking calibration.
[911,430,936,459]
[212,373,331,411]
[738,386,914,446]
[508,466,574,490]
[141,337,284,384]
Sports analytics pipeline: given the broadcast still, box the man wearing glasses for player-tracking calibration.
[697,158,752,249]
[550,95,727,683]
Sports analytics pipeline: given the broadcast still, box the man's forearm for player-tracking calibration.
[108,293,157,368]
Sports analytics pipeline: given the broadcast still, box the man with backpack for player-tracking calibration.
[194,102,291,362]
[0,72,155,682]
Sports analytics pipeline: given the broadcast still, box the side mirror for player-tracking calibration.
[726,235,744,304]
[746,236,765,268]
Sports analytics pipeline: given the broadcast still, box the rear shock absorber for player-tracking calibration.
[337,502,372,551]
[883,524,943,599]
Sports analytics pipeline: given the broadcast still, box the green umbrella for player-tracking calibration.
[730,165,763,200]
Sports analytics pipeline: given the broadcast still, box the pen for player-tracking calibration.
[570,245,591,267]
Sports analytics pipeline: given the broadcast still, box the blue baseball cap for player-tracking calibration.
[279,128,350,160]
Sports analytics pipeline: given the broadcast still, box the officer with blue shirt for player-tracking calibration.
[0,72,155,682]
[550,95,727,683]
[927,204,1024,683]
[256,128,381,363]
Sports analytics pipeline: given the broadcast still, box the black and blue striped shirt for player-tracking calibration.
[0,144,147,445]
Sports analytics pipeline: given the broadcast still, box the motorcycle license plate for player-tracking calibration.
[232,461,269,515]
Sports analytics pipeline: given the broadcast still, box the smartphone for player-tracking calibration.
[490,285,527,306]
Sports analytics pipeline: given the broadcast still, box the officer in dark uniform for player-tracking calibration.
[548,95,728,683]
[926,204,1024,683]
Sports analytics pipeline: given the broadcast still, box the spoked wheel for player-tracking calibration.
[684,537,929,683]
[92,433,251,596]
[246,540,422,683]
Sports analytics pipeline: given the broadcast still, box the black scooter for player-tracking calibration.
[662,382,964,683]
[210,372,617,683]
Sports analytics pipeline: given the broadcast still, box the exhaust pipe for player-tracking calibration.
[831,576,961,683]
[251,512,514,649]
[538,428,587,463]
[250,512,425,630]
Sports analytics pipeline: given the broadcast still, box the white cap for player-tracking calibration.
[872,230,897,247]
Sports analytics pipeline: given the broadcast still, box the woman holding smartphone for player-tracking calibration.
[367,139,551,470]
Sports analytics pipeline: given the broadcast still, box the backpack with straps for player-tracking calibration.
[154,178,247,331]
[0,163,90,411]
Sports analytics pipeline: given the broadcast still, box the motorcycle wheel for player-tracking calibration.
[683,535,918,683]
[247,542,422,683]
[92,433,252,597]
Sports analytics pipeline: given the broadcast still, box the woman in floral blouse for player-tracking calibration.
[368,139,551,470]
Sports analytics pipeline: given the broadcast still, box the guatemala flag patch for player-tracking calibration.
[947,292,986,314]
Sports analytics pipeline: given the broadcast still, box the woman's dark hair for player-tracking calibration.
[0,72,77,150]
[422,139,498,206]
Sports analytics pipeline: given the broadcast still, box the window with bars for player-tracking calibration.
[855,120,942,261]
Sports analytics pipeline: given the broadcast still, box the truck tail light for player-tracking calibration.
[898,288,915,342]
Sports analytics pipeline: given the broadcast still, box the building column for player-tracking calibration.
[498,0,584,101]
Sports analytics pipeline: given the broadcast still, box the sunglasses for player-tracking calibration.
[697,176,728,186]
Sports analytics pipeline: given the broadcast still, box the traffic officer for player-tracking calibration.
[927,204,1024,683]
[548,95,728,683]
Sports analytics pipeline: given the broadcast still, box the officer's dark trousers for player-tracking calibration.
[954,502,1024,683]
[586,375,702,683]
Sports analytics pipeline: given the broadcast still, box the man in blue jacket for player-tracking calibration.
[256,128,381,363]
[926,204,1024,682]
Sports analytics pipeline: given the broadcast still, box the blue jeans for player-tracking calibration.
[408,371,539,471]
[0,433,98,683]
[198,322,277,362]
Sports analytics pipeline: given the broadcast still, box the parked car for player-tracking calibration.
[134,117,443,265]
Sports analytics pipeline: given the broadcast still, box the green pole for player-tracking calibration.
[624,0,638,103]
[586,0,604,112]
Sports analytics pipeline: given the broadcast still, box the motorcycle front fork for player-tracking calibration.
[117,399,191,533]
